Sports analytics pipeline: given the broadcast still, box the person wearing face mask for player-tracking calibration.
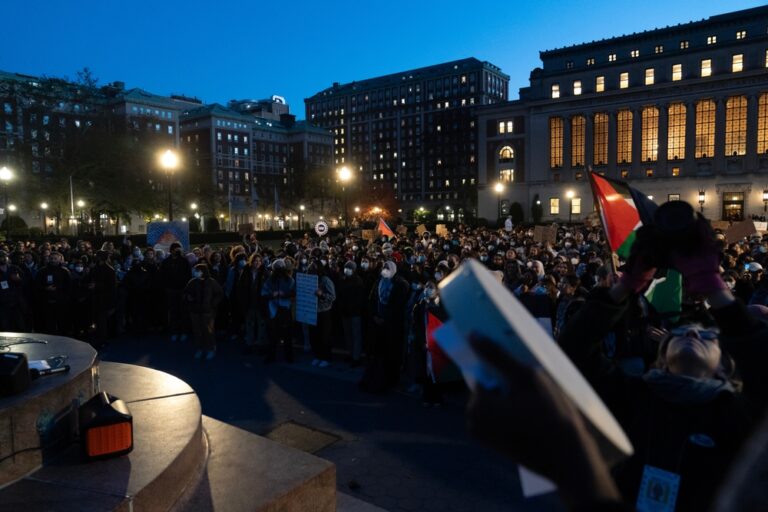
[87,250,118,348]
[337,261,365,367]
[559,224,768,512]
[0,249,27,331]
[242,254,268,354]
[308,261,336,368]
[34,251,72,336]
[225,253,249,342]
[360,260,409,393]
[160,242,192,342]
[261,258,295,364]
[184,264,224,360]
[123,256,150,334]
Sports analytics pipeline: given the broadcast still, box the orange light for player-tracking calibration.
[86,422,133,457]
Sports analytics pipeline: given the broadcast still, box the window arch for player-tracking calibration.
[498,145,514,161]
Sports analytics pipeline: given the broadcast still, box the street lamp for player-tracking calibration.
[494,182,505,222]
[160,149,179,221]
[0,166,14,241]
[299,204,305,230]
[41,202,49,235]
[338,166,352,231]
[76,199,86,235]
[698,190,705,213]
[566,190,575,224]
[763,189,768,212]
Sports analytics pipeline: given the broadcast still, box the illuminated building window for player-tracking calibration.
[725,96,747,156]
[655,45,664,54]
[506,121,513,132]
[701,59,712,77]
[593,113,608,165]
[617,110,633,164]
[499,169,514,182]
[619,72,629,89]
[566,61,574,69]
[667,103,686,160]
[596,76,605,92]
[707,35,717,45]
[572,197,582,214]
[551,84,560,98]
[549,117,563,168]
[736,30,746,40]
[695,99,716,158]
[641,107,659,162]
[680,40,689,49]
[645,68,654,85]
[571,115,586,167]
[573,80,582,95]
[671,167,680,177]
[646,169,654,177]
[608,53,617,62]
[759,94,768,154]
[630,49,639,58]
[672,64,682,81]
[586,57,595,66]
[732,54,743,73]
[621,169,629,178]
[575,172,583,181]
[499,146,514,161]
[498,122,506,134]
[550,198,560,215]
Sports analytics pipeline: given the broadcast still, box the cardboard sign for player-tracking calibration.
[416,224,428,236]
[396,224,408,235]
[238,223,254,236]
[533,225,557,245]
[725,219,758,242]
[754,221,767,233]
[361,229,376,242]
[436,260,634,465]
[435,224,449,237]
[295,272,318,326]
[710,220,731,232]
[147,221,190,252]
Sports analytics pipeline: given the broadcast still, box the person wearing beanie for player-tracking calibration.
[184,263,223,360]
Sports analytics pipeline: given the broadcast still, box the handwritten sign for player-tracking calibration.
[295,272,318,326]
[361,229,376,242]
[435,224,449,237]
[533,225,557,245]
[396,224,408,235]
[416,224,428,236]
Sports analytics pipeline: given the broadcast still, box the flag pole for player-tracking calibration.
[586,167,619,276]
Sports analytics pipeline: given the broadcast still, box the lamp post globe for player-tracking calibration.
[160,149,179,221]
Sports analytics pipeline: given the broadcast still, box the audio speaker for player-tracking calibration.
[0,352,30,397]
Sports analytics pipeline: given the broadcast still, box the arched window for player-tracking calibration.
[498,145,514,161]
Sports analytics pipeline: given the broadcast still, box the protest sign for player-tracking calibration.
[725,219,759,242]
[436,260,634,464]
[361,229,376,242]
[416,224,428,236]
[147,221,190,252]
[435,224,449,237]
[396,224,408,235]
[755,221,767,233]
[533,225,557,244]
[710,220,730,232]
[295,272,318,326]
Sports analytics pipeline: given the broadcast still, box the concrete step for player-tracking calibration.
[337,492,389,512]
[173,416,336,512]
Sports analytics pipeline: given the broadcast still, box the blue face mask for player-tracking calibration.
[417,255,426,263]
[238,260,247,268]
[194,270,203,279]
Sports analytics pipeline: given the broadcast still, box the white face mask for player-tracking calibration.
[570,257,580,266]
[361,262,370,270]
[381,269,393,279]
[344,268,353,276]
[434,271,443,281]
[301,258,307,265]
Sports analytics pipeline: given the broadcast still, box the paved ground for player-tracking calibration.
[100,334,564,512]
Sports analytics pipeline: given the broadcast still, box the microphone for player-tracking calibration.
[30,365,70,380]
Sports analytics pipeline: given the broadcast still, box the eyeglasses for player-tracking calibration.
[669,326,720,341]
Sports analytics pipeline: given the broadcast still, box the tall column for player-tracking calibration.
[632,107,642,174]
[585,113,594,171]
[608,111,618,175]
[714,97,726,173]
[685,100,697,175]
[563,115,572,170]
[658,103,669,173]
[746,93,759,171]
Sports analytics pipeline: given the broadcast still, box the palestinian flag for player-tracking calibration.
[588,171,682,318]
[376,218,395,238]
[588,172,657,259]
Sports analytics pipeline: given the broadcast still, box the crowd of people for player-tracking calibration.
[1,212,768,510]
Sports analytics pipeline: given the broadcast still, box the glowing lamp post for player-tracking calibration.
[160,150,179,221]
[338,166,352,231]
[494,182,505,222]
[0,166,14,240]
[566,189,575,224]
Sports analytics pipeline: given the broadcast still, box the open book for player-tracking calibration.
[436,259,633,464]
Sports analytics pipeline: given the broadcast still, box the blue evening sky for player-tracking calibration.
[3,0,763,118]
